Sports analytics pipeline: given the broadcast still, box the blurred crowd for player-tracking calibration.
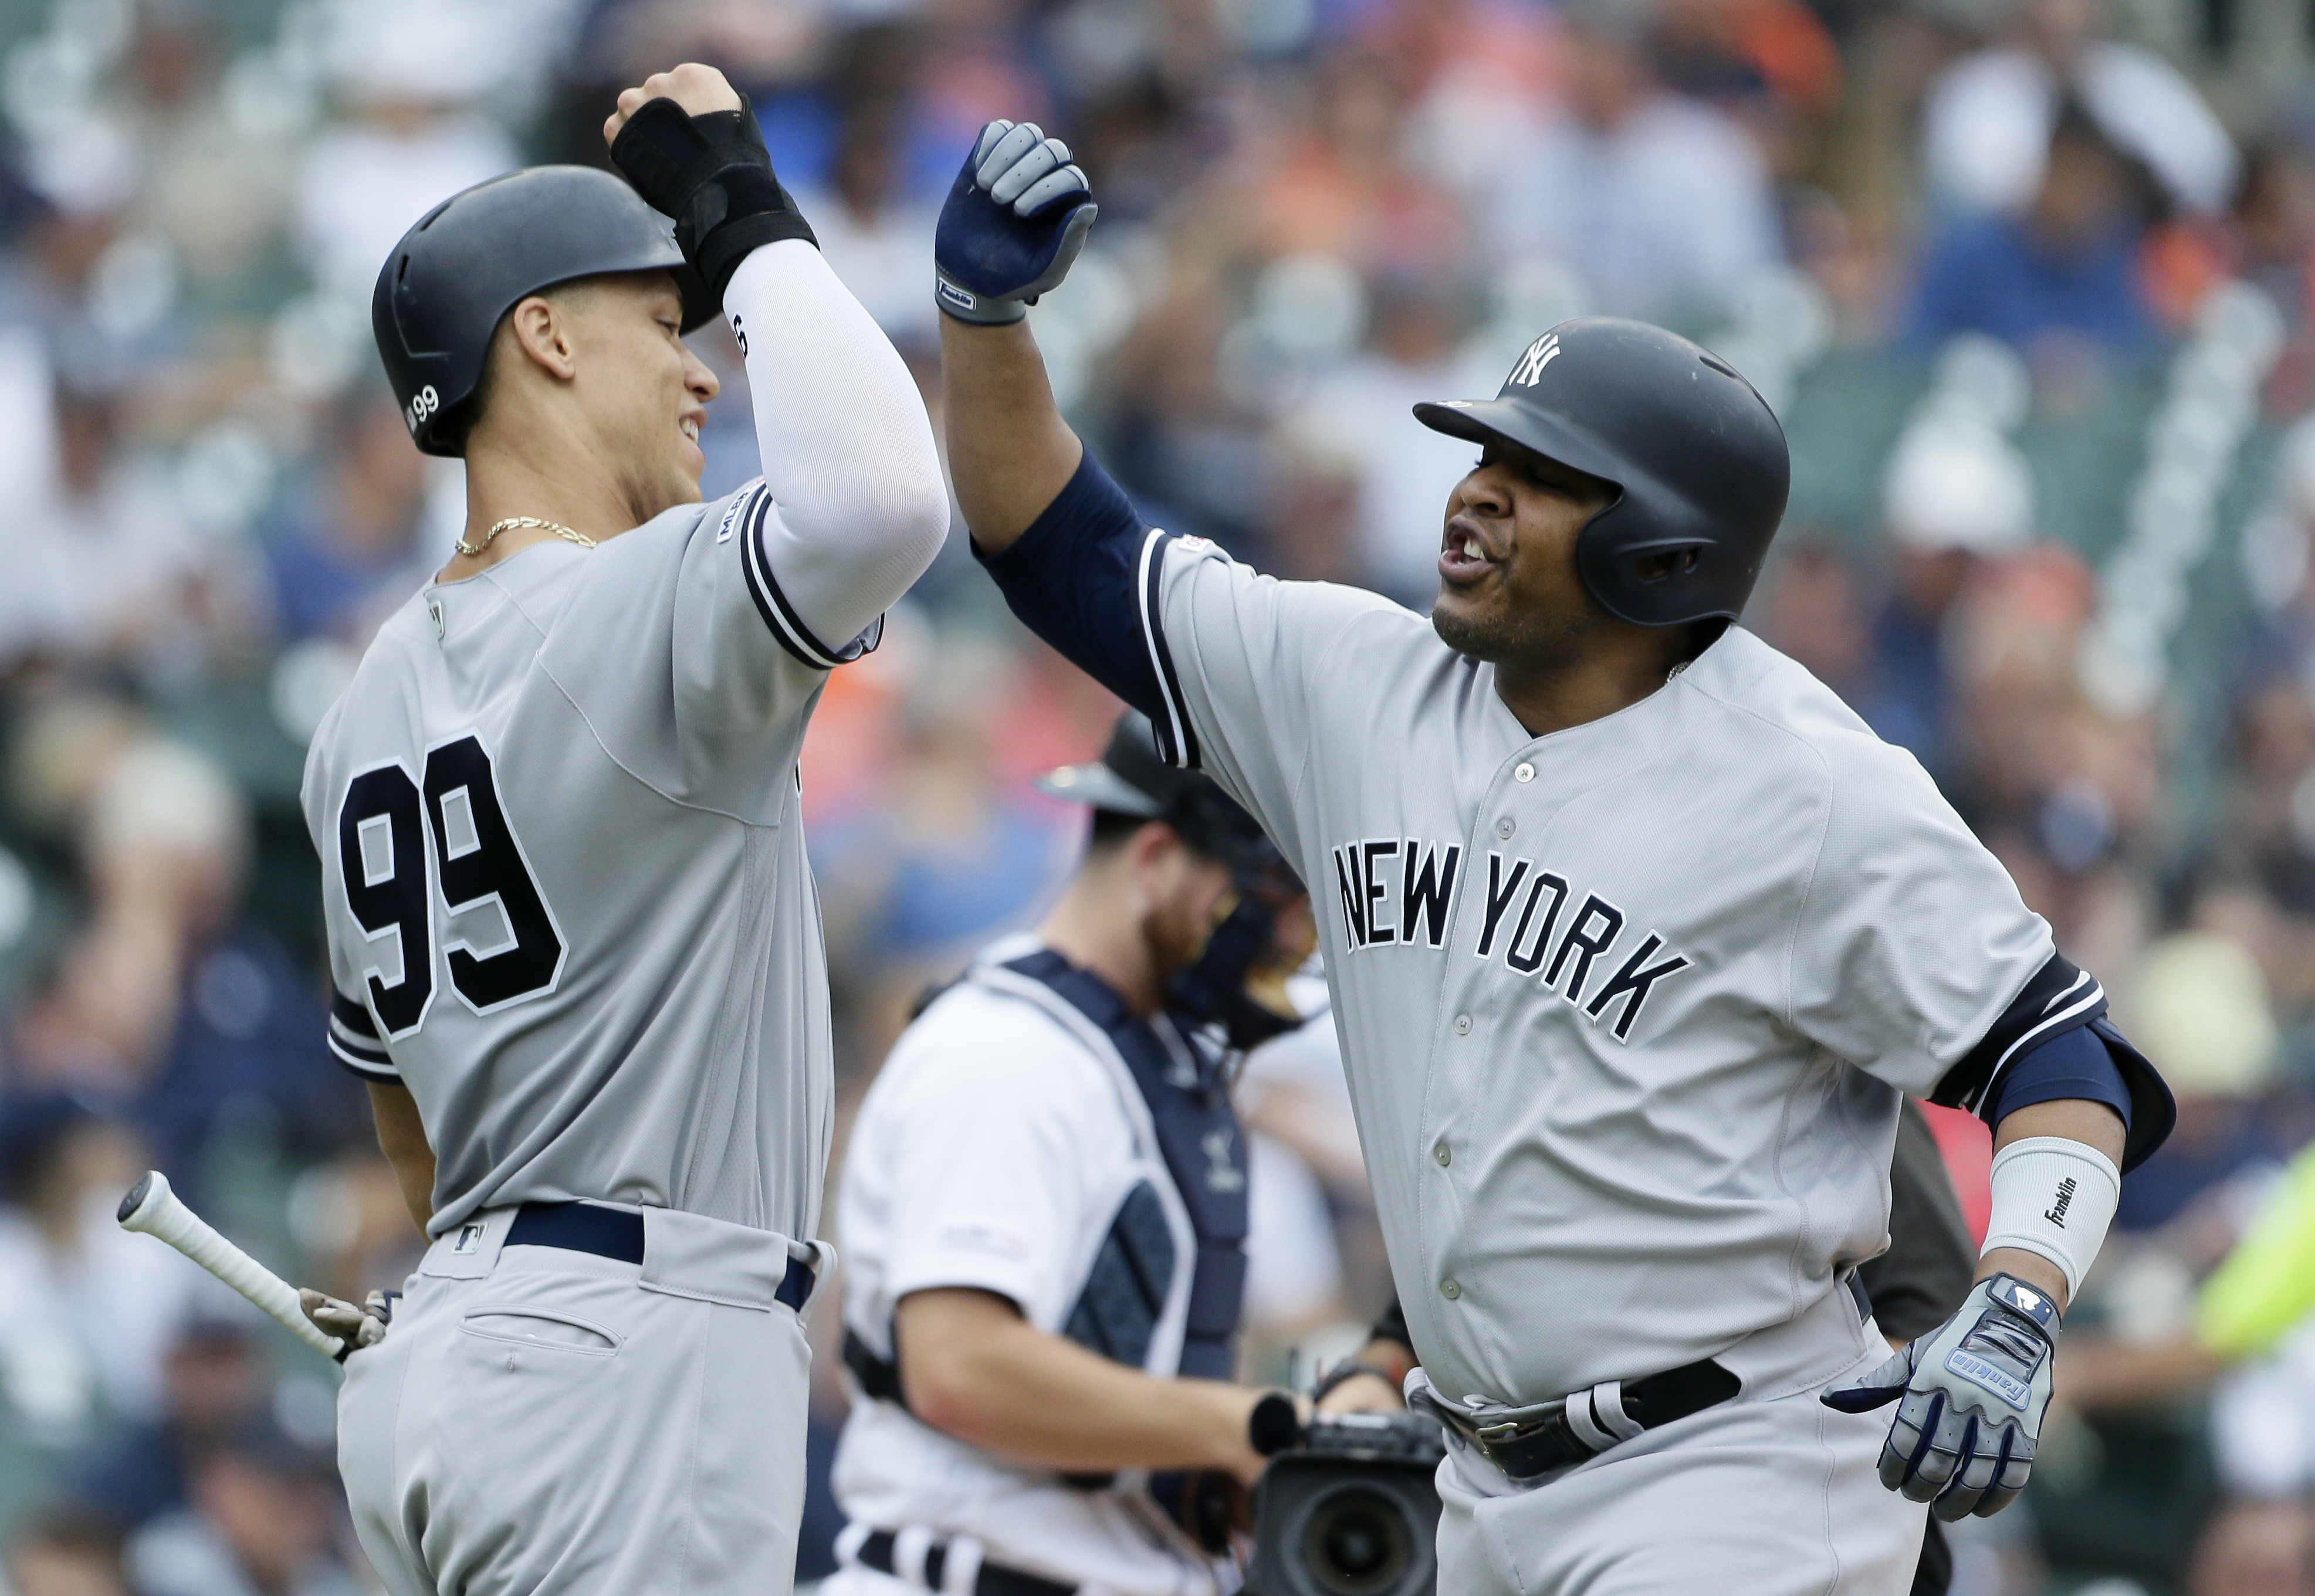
[0,0,2313,1591]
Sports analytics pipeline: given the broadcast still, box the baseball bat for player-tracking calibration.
[117,1170,346,1360]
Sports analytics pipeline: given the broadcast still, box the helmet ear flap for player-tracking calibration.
[1580,520,1730,628]
[1622,541,1710,586]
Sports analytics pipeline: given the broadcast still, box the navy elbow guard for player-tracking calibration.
[610,94,816,301]
[1931,954,2175,1172]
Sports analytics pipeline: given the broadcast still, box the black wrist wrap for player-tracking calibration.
[610,97,817,302]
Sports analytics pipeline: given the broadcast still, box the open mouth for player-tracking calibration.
[1439,516,1498,584]
[678,415,701,445]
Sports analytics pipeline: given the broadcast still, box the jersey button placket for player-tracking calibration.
[1441,1279,1461,1300]
[1452,1013,1472,1036]
[1494,816,1515,840]
[1433,1140,1452,1167]
[1514,761,1535,783]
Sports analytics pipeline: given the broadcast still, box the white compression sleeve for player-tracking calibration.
[1979,1135,2122,1302]
[721,240,949,652]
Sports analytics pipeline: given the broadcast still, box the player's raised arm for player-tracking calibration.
[932,121,1396,836]
[932,120,1184,720]
[606,65,947,654]
[932,120,1097,552]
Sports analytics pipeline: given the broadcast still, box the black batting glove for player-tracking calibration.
[610,94,815,302]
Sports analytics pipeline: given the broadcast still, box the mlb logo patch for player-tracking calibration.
[453,1223,486,1255]
[717,480,765,544]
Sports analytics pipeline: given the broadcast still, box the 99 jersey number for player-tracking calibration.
[337,734,565,1039]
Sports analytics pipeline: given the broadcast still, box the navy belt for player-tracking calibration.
[505,1202,815,1312]
[1443,1357,1739,1482]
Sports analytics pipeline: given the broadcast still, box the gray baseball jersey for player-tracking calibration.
[303,480,860,1241]
[1131,539,2053,1408]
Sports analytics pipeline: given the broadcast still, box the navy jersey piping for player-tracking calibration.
[328,989,397,1080]
[736,483,883,669]
[1136,529,1200,770]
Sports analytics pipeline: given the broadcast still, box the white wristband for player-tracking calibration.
[1979,1136,2121,1302]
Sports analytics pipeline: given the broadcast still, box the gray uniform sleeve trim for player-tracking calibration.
[329,991,398,1080]
[1135,528,1199,769]
[736,483,885,670]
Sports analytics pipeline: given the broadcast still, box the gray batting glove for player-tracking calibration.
[1822,1272,2060,1520]
[299,1287,394,1355]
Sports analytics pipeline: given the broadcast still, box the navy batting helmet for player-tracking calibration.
[372,165,717,458]
[1413,317,1789,628]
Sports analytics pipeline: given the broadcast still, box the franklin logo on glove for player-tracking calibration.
[1824,1272,2062,1520]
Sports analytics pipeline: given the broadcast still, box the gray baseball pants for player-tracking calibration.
[1431,1296,1929,1594]
[337,1203,818,1596]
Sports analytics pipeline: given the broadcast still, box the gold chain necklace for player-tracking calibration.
[455,517,598,558]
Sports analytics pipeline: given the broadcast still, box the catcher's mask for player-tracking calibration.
[1037,713,1313,1053]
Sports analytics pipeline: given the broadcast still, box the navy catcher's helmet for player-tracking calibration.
[372,165,717,458]
[1035,712,1282,882]
[1413,317,1789,628]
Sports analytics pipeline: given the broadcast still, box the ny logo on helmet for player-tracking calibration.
[1509,334,1562,388]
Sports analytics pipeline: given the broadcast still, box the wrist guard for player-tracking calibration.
[610,95,815,303]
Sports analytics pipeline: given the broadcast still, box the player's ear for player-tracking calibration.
[505,294,581,383]
[1123,818,1186,896]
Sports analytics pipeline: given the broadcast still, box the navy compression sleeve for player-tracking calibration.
[976,450,1167,719]
[1930,951,2175,1171]
[1983,1025,2133,1134]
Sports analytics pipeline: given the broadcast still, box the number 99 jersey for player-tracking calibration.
[302,479,869,1244]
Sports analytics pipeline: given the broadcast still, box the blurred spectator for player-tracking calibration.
[125,1419,359,1596]
[1236,989,1385,1360]
[9,731,359,1185]
[793,109,942,348]
[2188,1493,2314,1596]
[1867,418,2036,779]
[1910,104,2160,363]
[5,1503,132,1596]
[256,391,433,646]
[292,5,525,302]
[1921,0,2237,221]
[71,1317,267,1533]
[1758,540,1874,698]
[114,0,298,318]
[2194,1165,2315,1594]
[0,354,258,685]
[813,640,1077,1069]
[0,1096,202,1439]
[2113,931,2289,1236]
[2239,133,2315,415]
[1294,270,1479,601]
[2242,135,2315,326]
[1249,49,1466,278]
[1488,5,1783,326]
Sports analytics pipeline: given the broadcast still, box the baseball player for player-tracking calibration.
[825,713,1312,1596]
[297,65,947,1596]
[930,120,2177,1592]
